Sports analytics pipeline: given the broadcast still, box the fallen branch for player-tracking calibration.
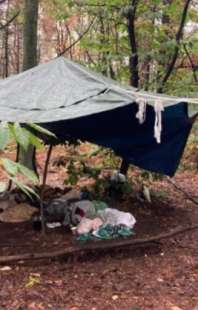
[167,177,198,206]
[0,224,198,264]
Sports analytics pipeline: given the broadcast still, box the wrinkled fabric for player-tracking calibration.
[76,207,136,241]
[0,57,196,176]
[0,56,193,123]
[93,224,135,240]
[97,208,136,229]
[43,102,193,176]
[71,200,97,225]
[76,217,103,235]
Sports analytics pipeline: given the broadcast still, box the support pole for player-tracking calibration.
[6,144,20,192]
[120,159,130,176]
[40,144,53,236]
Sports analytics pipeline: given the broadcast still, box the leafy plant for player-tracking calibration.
[0,122,55,196]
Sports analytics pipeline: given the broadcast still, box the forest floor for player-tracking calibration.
[0,143,198,310]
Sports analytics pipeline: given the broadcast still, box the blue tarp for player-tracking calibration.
[0,57,196,176]
[43,101,193,176]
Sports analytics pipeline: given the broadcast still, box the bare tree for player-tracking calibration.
[23,0,39,70]
[18,0,39,171]
[120,0,139,175]
[158,0,192,93]
[126,0,139,88]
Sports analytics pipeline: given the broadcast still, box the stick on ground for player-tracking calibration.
[0,224,197,264]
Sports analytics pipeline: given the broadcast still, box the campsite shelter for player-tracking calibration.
[0,56,197,179]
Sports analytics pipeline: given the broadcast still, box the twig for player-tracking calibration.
[0,11,20,31]
[167,177,198,206]
[183,43,198,83]
[0,224,197,264]
[58,17,96,57]
[73,1,121,10]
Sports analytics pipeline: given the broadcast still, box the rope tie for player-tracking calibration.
[154,100,164,143]
[136,97,147,124]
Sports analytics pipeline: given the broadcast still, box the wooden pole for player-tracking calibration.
[40,144,53,236]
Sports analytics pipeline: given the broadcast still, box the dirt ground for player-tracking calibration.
[0,146,198,310]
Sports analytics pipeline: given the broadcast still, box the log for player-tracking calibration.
[0,224,198,264]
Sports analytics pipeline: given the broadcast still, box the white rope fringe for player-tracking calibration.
[135,97,147,124]
[111,85,198,105]
[154,100,164,144]
[110,85,198,144]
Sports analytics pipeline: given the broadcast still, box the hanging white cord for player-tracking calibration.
[135,97,147,124]
[154,100,164,143]
[109,84,198,144]
[110,85,198,105]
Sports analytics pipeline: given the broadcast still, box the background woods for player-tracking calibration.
[0,0,197,97]
[0,2,198,309]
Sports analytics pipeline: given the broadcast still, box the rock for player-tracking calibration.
[0,203,37,223]
[157,277,164,283]
[0,200,10,212]
[0,266,12,271]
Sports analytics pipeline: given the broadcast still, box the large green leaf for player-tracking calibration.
[0,182,6,193]
[12,123,30,151]
[9,177,39,199]
[28,124,56,138]
[17,163,39,184]
[2,158,38,184]
[1,158,18,176]
[28,132,43,149]
[0,122,10,151]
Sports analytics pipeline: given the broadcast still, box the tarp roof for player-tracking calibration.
[0,56,197,123]
[0,56,197,176]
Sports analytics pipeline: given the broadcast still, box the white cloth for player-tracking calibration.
[97,208,136,229]
[110,171,126,183]
[76,217,103,234]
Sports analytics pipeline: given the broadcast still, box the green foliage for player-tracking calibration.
[42,0,198,97]
[0,182,7,193]
[0,122,52,197]
[0,122,10,151]
[28,124,56,138]
[65,158,102,186]
[64,143,132,198]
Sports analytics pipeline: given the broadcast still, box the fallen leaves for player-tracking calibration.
[25,273,41,288]
[171,306,184,310]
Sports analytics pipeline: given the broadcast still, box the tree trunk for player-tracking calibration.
[127,0,139,88]
[3,26,9,77]
[23,0,38,71]
[3,0,10,78]
[120,1,139,175]
[18,0,39,171]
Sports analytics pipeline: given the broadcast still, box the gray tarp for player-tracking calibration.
[0,56,197,176]
[0,57,197,123]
